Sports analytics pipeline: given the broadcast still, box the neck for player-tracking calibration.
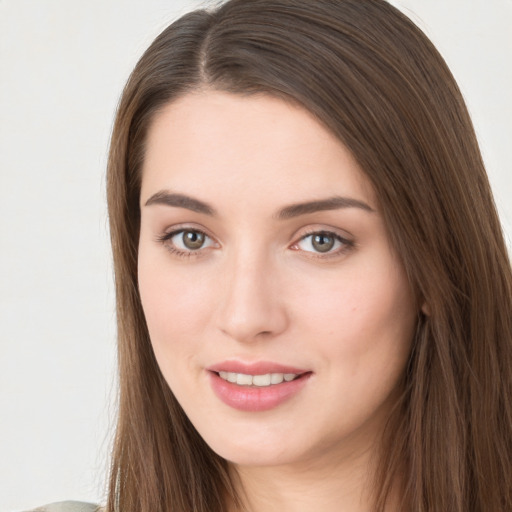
[228,444,399,512]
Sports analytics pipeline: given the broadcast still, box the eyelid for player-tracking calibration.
[156,223,219,257]
[290,226,355,258]
[157,222,216,240]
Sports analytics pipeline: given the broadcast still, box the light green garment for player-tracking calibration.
[23,502,101,512]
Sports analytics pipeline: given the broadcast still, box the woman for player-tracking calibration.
[30,0,512,510]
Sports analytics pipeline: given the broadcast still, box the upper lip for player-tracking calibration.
[206,360,309,375]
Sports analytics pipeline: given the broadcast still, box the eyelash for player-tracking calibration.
[156,227,214,259]
[156,227,354,259]
[292,230,355,259]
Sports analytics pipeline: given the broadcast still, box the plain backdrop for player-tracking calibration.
[0,1,510,510]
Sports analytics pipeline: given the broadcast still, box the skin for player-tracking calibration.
[138,91,418,511]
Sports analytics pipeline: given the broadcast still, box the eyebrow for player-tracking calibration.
[144,191,217,216]
[276,196,375,219]
[144,190,374,218]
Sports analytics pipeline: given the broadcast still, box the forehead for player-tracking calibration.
[140,90,375,210]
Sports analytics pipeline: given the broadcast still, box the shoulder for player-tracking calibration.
[22,502,102,512]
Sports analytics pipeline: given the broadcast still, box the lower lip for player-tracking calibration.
[208,372,312,412]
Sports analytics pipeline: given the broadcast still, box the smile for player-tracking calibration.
[207,363,312,412]
[217,371,299,386]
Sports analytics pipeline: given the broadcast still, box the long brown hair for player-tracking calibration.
[106,1,512,510]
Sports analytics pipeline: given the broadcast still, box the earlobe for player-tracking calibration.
[421,302,430,316]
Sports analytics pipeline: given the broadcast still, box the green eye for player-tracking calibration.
[181,230,206,250]
[311,233,335,253]
[165,229,214,252]
[296,231,351,255]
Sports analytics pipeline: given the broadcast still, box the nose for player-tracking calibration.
[215,250,289,343]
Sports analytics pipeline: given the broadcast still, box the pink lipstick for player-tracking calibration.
[206,361,312,412]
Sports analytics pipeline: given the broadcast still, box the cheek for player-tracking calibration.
[293,261,416,433]
[138,259,220,407]
[138,251,217,361]
[295,258,416,367]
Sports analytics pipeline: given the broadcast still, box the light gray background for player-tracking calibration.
[1,1,510,510]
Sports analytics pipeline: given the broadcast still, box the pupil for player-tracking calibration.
[183,231,205,250]
[312,234,334,253]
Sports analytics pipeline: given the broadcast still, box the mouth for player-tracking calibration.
[206,362,312,412]
[214,371,304,387]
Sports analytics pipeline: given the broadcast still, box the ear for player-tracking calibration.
[421,302,430,316]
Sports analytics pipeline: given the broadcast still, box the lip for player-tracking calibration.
[206,360,312,412]
[206,360,309,375]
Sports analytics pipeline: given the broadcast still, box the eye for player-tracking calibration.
[294,231,353,255]
[174,230,209,250]
[158,228,216,255]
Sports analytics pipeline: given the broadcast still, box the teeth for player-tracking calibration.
[237,373,253,386]
[270,373,284,384]
[217,372,299,386]
[252,374,271,386]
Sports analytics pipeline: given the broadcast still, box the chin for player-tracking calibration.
[199,428,304,468]
[218,447,299,468]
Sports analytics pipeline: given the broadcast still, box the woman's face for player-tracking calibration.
[138,91,417,469]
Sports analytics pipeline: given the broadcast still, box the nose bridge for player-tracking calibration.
[216,241,288,342]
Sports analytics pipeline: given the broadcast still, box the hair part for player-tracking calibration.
[106,1,512,510]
